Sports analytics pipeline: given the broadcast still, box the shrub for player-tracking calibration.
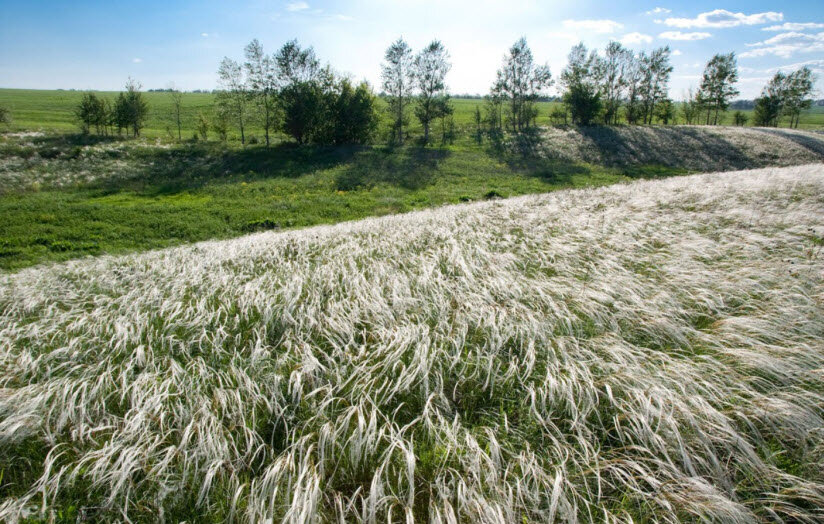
[484,189,504,199]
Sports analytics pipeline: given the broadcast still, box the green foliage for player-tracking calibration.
[654,98,675,125]
[491,38,552,132]
[733,111,748,127]
[196,111,210,140]
[382,38,415,145]
[111,79,149,137]
[0,106,12,128]
[697,52,739,125]
[75,92,110,134]
[561,43,602,125]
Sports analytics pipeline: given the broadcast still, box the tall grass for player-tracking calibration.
[1,165,823,522]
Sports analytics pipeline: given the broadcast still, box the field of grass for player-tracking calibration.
[1,165,822,521]
[3,126,824,271]
[1,89,822,140]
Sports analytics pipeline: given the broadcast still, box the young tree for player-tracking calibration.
[783,67,815,128]
[473,105,483,143]
[561,43,602,125]
[212,107,230,141]
[697,52,739,125]
[217,57,249,144]
[168,84,183,140]
[275,39,321,84]
[654,97,675,124]
[75,92,109,135]
[323,78,379,145]
[196,111,209,140]
[412,40,452,144]
[598,41,632,124]
[113,79,148,137]
[275,40,326,144]
[245,39,278,146]
[0,106,10,128]
[491,37,552,132]
[680,88,701,125]
[733,111,748,126]
[639,47,672,125]
[624,52,644,125]
[381,38,414,145]
[753,72,786,127]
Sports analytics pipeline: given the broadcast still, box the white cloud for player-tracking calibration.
[762,22,824,31]
[620,32,653,45]
[132,58,142,63]
[764,59,824,74]
[646,7,671,15]
[662,9,782,29]
[562,19,623,34]
[285,1,309,12]
[659,31,712,41]
[741,31,824,58]
[672,49,682,56]
[332,14,353,21]
[201,32,209,37]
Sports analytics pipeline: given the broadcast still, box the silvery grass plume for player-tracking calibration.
[1,164,823,522]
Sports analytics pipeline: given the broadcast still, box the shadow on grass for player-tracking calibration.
[486,127,589,184]
[756,128,824,158]
[575,125,757,170]
[334,146,451,191]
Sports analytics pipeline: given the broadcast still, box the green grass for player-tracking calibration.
[1,88,822,139]
[1,134,670,270]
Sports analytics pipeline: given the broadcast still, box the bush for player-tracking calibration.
[242,219,280,232]
[733,111,749,127]
[0,106,12,128]
[563,85,601,125]
[484,189,504,200]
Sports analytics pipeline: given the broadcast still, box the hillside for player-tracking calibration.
[1,164,823,521]
[2,126,824,271]
[541,125,824,170]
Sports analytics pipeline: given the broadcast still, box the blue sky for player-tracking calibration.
[1,1,822,98]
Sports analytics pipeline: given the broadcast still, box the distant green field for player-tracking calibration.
[0,89,557,141]
[4,88,819,140]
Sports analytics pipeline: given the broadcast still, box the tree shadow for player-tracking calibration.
[105,142,364,195]
[334,146,451,191]
[574,125,758,171]
[485,127,590,184]
[755,128,824,158]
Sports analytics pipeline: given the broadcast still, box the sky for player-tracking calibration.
[1,0,822,99]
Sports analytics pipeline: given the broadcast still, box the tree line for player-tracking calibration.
[72,37,818,143]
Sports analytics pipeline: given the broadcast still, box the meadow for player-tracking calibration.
[1,164,822,522]
[2,88,823,140]
[3,125,824,271]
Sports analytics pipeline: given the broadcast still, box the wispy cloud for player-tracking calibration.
[661,9,782,29]
[740,31,824,58]
[659,31,712,41]
[132,57,142,63]
[672,49,682,56]
[621,32,653,45]
[646,7,671,15]
[201,32,209,37]
[762,22,824,31]
[562,19,623,34]
[285,1,309,12]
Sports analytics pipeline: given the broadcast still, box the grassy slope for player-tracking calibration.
[1,88,823,139]
[3,126,824,271]
[1,165,822,522]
